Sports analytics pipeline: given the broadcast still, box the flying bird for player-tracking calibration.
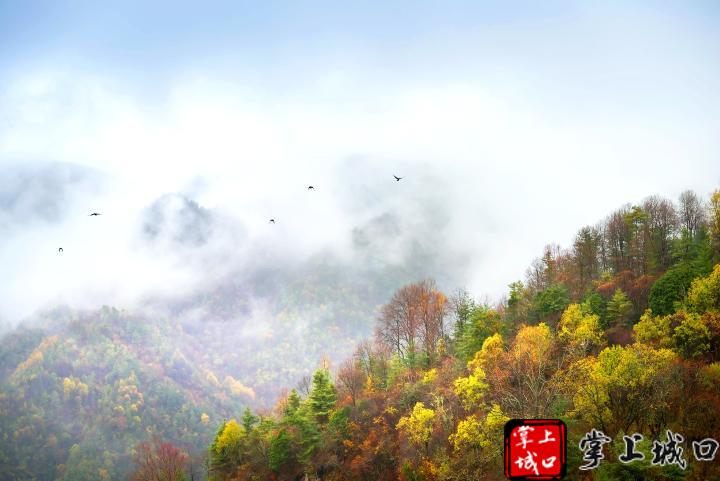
[308,186,315,190]
[394,175,403,182]
[269,219,276,224]
[58,247,63,253]
[89,212,102,216]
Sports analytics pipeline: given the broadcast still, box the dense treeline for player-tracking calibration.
[195,189,720,481]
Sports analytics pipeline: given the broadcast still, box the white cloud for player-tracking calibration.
[0,67,718,323]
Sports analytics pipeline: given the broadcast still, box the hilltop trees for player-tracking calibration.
[202,188,720,481]
[513,190,716,325]
[203,254,719,479]
[679,190,706,239]
[376,279,449,368]
[711,190,720,262]
[642,195,678,271]
[205,265,720,480]
[573,225,604,294]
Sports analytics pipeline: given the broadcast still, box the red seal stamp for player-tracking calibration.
[504,419,567,480]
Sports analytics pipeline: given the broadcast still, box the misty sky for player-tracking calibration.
[1,1,720,324]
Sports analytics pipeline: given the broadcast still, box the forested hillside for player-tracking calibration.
[2,189,720,481]
[4,0,720,479]
[0,208,450,480]
[201,189,720,481]
[0,306,248,480]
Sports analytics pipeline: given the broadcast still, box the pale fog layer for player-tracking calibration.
[1,1,719,328]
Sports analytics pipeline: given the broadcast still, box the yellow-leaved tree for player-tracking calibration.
[687,264,720,314]
[569,344,680,437]
[500,323,560,418]
[453,362,488,411]
[397,402,436,456]
[558,303,605,357]
[450,404,509,454]
[633,310,674,348]
[215,419,243,457]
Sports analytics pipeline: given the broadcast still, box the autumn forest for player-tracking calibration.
[198,189,720,481]
[3,188,720,481]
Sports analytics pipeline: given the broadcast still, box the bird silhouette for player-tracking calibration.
[269,219,276,224]
[308,186,315,190]
[89,212,102,216]
[394,175,402,182]
[58,247,63,253]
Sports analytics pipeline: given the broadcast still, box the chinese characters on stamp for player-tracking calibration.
[504,419,567,480]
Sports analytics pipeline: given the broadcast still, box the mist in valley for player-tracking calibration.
[1,2,719,480]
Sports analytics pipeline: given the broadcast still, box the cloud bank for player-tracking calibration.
[1,1,720,326]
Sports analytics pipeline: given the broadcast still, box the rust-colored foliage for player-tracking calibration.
[131,437,188,481]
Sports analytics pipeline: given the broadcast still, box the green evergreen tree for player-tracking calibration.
[456,307,503,362]
[283,389,302,419]
[452,289,475,340]
[268,430,291,472]
[581,291,608,328]
[607,288,633,328]
[307,369,336,424]
[241,407,259,433]
[532,283,570,321]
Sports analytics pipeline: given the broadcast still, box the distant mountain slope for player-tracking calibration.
[0,252,440,481]
[0,197,463,481]
[0,306,247,481]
